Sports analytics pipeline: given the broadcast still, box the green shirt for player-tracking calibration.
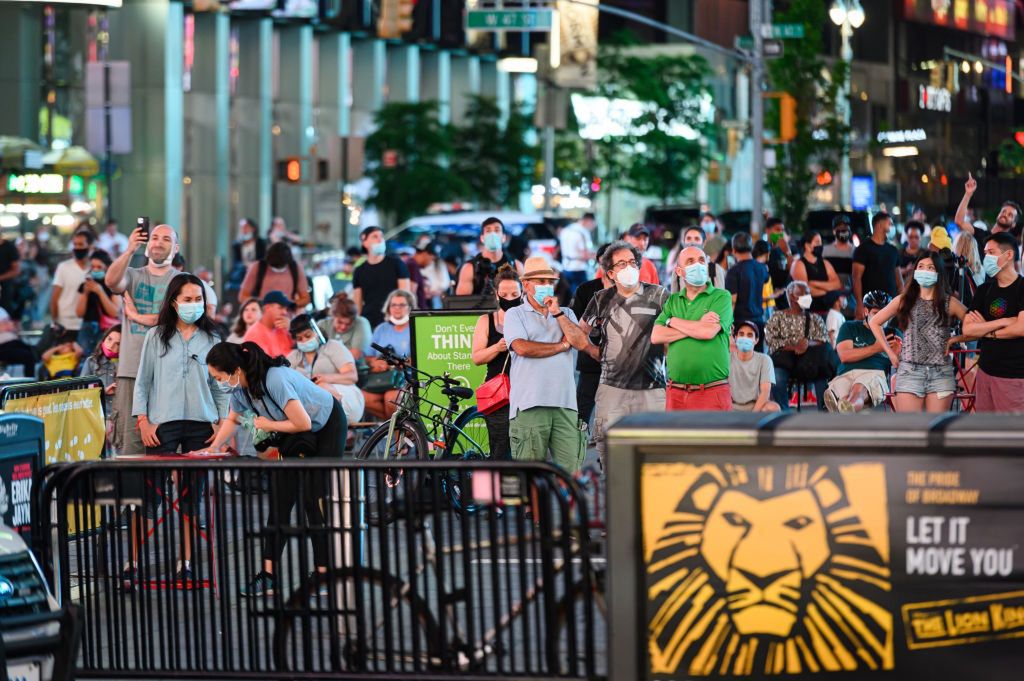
[655,285,733,385]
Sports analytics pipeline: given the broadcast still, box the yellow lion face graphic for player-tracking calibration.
[644,462,894,677]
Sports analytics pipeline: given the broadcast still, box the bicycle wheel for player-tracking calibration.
[441,407,490,512]
[354,419,429,522]
[273,568,441,673]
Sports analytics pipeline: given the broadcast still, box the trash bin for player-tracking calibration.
[606,412,1024,680]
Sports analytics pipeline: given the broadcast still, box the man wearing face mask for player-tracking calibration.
[51,229,94,334]
[652,246,734,411]
[106,223,182,455]
[580,241,668,468]
[352,226,411,328]
[963,232,1024,412]
[729,321,779,412]
[853,212,903,319]
[825,291,901,413]
[504,257,594,472]
[822,215,855,290]
[456,217,524,296]
[239,241,311,308]
[725,232,769,350]
[667,226,720,293]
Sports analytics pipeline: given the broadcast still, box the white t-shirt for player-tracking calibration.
[52,259,89,330]
[826,309,845,347]
[96,231,129,259]
[559,223,593,272]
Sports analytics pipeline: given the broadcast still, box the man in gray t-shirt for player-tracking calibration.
[105,224,182,454]
[580,241,669,467]
[728,320,779,412]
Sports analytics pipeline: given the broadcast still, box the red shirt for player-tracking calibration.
[243,321,294,359]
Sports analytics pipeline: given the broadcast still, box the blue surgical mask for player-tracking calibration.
[984,253,1003,277]
[297,338,320,353]
[701,220,716,236]
[533,284,555,305]
[482,232,503,252]
[90,270,106,281]
[913,270,938,288]
[369,242,387,257]
[735,337,755,353]
[217,373,239,393]
[683,263,709,287]
[176,302,204,324]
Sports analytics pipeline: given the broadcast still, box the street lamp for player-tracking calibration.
[830,0,864,209]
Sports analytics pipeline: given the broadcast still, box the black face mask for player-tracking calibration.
[498,297,521,312]
[812,245,824,259]
[73,248,90,261]
[836,231,851,243]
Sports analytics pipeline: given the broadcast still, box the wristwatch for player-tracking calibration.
[553,311,565,319]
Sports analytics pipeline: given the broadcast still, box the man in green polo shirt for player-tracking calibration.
[652,246,734,410]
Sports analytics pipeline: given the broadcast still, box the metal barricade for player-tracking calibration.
[0,375,104,408]
[34,459,603,679]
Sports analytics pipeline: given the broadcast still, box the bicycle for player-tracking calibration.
[271,469,605,677]
[354,343,490,513]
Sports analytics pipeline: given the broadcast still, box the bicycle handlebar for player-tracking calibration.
[370,342,462,389]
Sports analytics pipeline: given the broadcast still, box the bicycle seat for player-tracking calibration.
[442,385,474,401]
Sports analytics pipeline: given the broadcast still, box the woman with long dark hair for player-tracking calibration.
[129,273,226,585]
[868,252,968,413]
[227,298,262,343]
[205,341,346,597]
[790,231,842,313]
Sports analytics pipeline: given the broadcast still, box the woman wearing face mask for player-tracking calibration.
[362,289,416,419]
[764,280,832,410]
[790,231,842,314]
[128,274,227,585]
[75,249,120,354]
[238,241,311,307]
[471,265,522,460]
[287,313,365,425]
[204,341,345,597]
[868,253,967,413]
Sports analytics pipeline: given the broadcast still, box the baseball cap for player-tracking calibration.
[626,223,650,238]
[416,240,439,254]
[262,290,294,308]
[733,319,760,339]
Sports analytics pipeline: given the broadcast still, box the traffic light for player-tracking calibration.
[763,92,797,144]
[378,0,415,39]
[278,158,301,183]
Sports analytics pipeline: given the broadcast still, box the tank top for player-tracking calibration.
[470,253,513,295]
[901,297,951,366]
[802,256,829,311]
[485,311,510,381]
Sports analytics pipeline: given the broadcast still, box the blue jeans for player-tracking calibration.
[77,321,101,356]
[773,366,828,411]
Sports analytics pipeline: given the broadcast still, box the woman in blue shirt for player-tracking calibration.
[205,340,346,597]
[362,289,414,419]
[129,273,225,586]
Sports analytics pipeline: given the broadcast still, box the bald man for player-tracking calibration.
[106,223,183,453]
[651,246,734,410]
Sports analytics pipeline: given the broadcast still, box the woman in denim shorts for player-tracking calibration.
[868,253,969,412]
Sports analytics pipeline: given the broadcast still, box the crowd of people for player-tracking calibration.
[1,180,1023,478]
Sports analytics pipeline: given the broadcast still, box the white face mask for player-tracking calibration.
[616,265,640,288]
[797,294,813,310]
[390,315,410,326]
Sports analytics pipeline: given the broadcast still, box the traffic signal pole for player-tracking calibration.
[557,0,767,234]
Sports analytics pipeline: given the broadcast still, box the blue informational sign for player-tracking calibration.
[851,175,875,211]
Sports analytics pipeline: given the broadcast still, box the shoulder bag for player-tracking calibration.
[475,354,510,415]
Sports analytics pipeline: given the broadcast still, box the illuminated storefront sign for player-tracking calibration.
[6,174,65,194]
[903,0,1014,40]
[877,128,928,144]
[919,85,952,112]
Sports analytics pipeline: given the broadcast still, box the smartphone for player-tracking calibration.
[137,216,150,239]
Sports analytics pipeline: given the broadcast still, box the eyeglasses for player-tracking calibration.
[610,259,639,272]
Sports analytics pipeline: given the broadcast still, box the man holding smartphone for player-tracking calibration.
[105,220,181,454]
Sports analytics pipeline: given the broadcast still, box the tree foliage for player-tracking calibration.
[364,102,465,226]
[593,36,717,203]
[764,0,849,231]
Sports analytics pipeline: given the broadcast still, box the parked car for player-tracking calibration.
[0,524,80,681]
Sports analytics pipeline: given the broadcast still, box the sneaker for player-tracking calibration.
[176,562,193,584]
[838,397,857,414]
[240,570,275,597]
[121,564,138,593]
[823,389,840,413]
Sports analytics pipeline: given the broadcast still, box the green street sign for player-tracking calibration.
[465,9,554,31]
[766,23,805,39]
[736,35,754,50]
